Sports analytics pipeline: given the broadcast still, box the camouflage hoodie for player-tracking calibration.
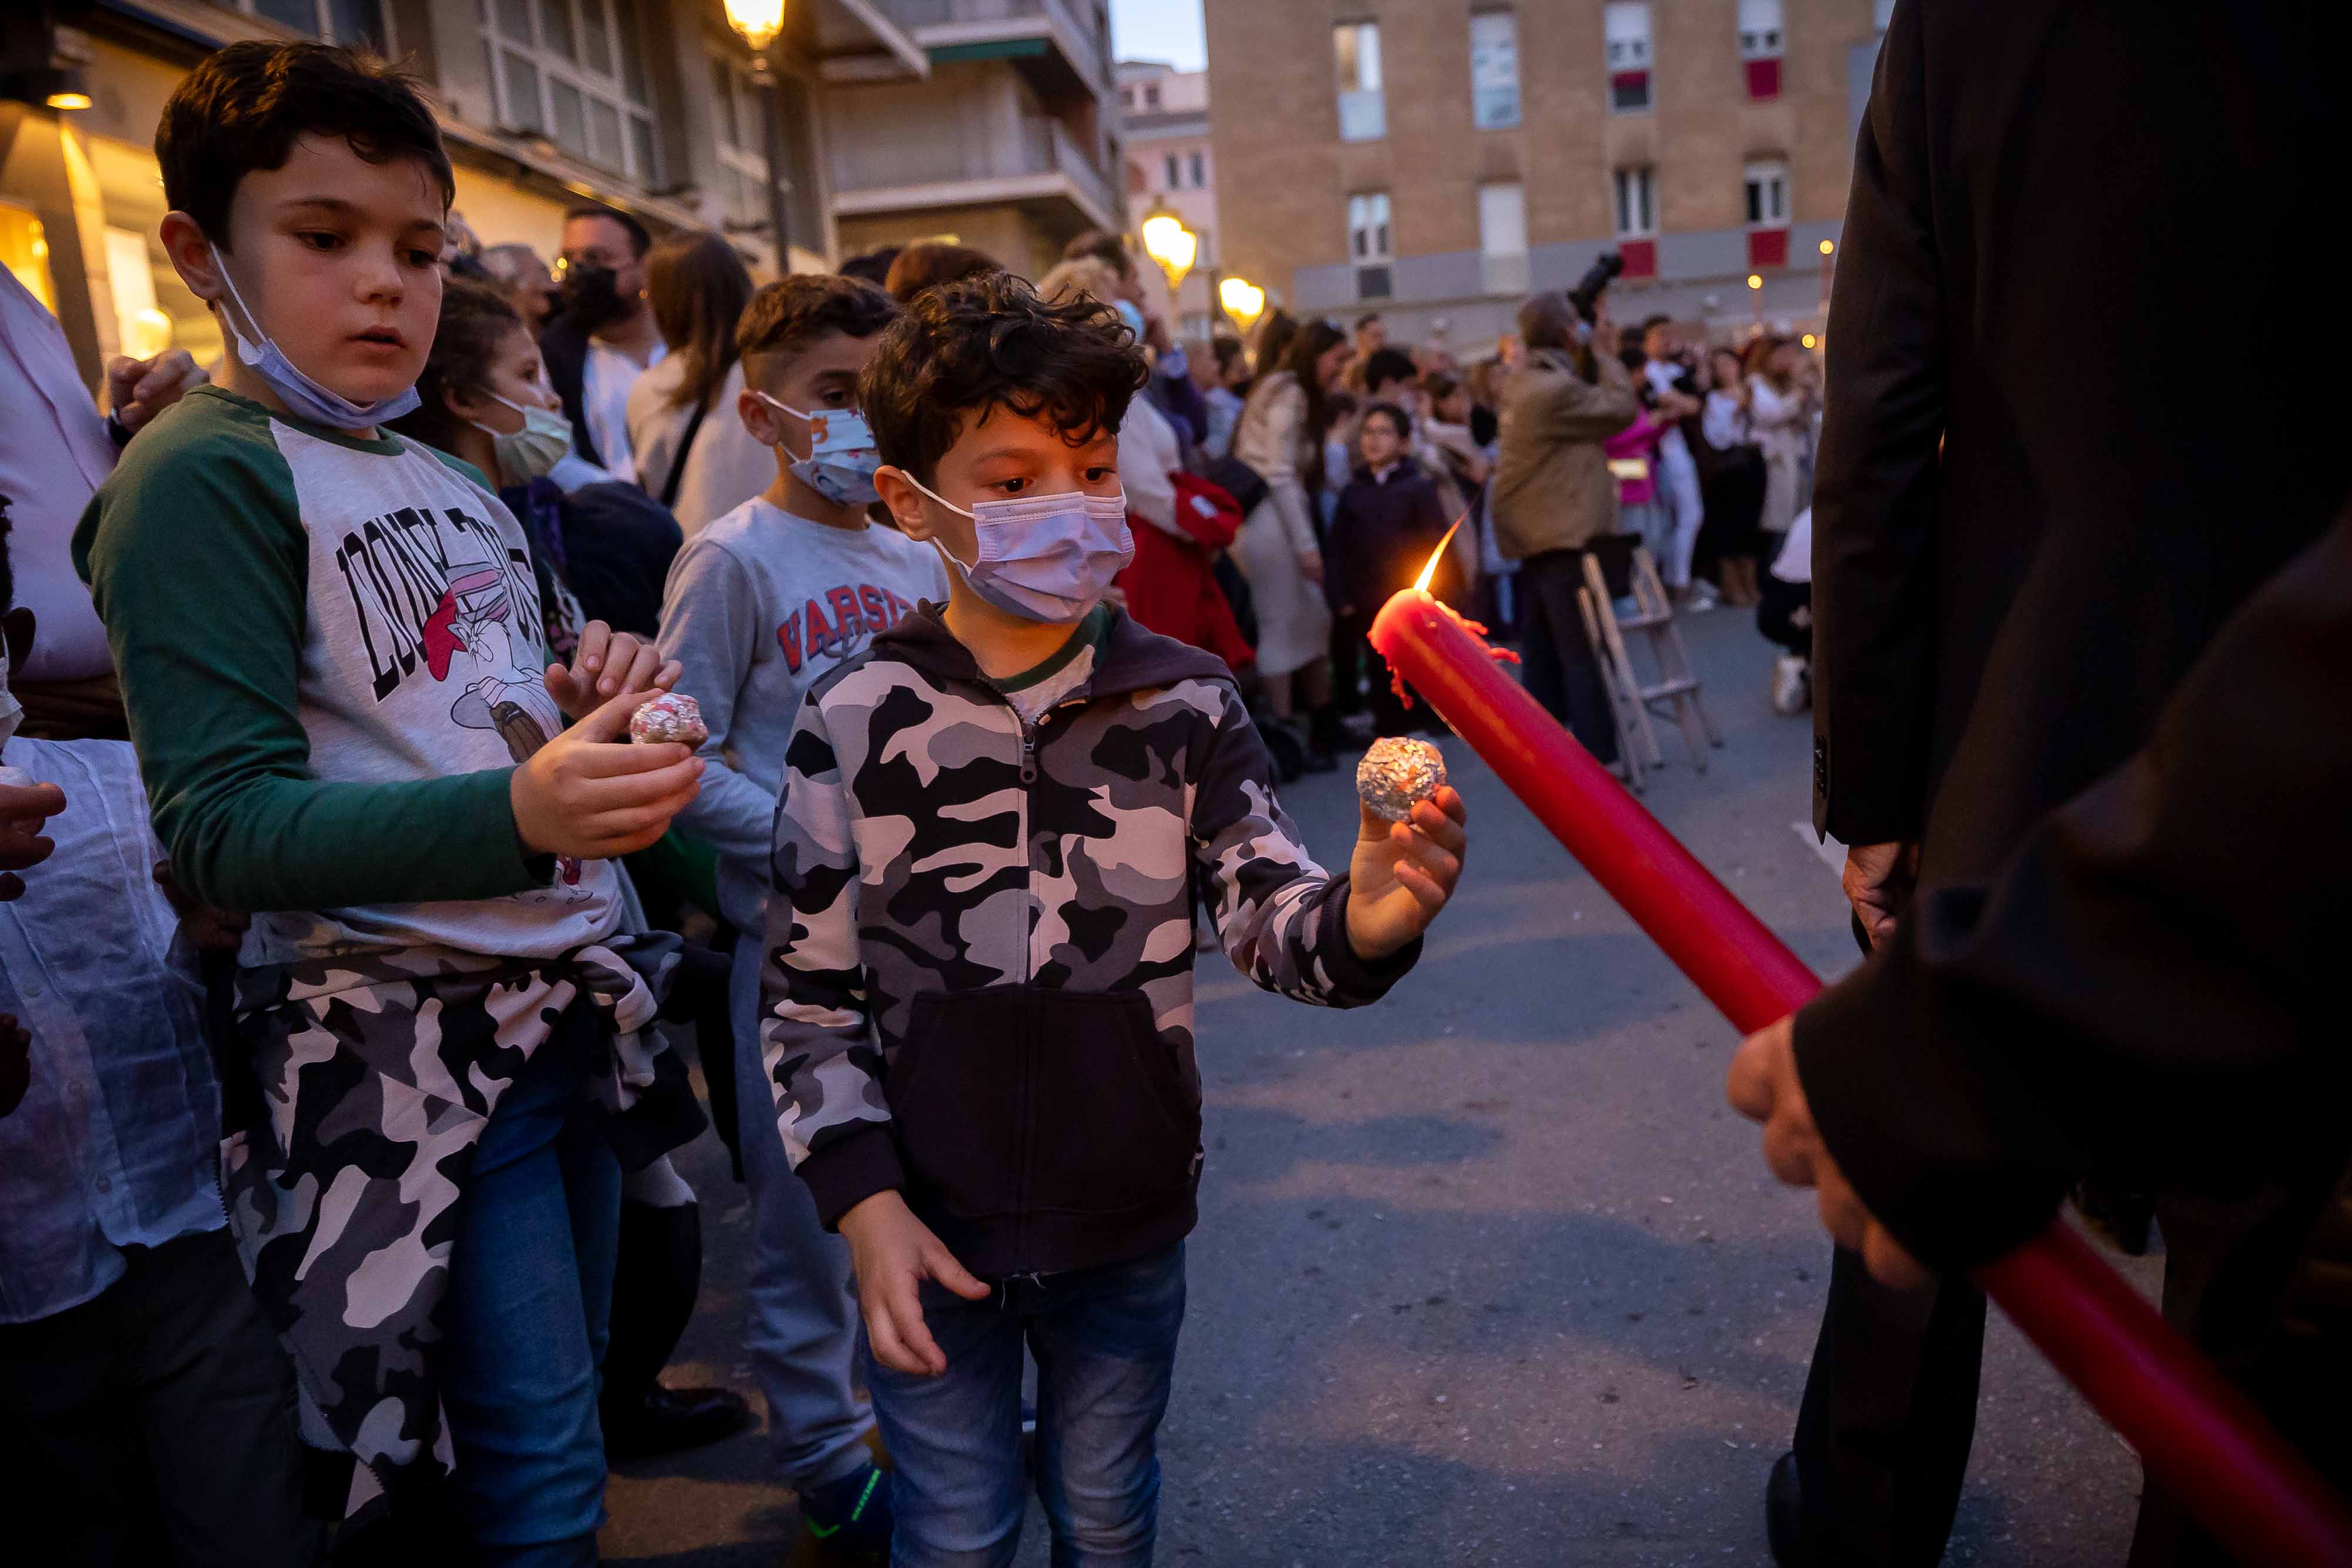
[758,605,1419,1279]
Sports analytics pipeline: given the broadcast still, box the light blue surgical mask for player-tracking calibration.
[1113,299,1148,340]
[752,393,883,507]
[209,243,420,430]
[904,475,1132,623]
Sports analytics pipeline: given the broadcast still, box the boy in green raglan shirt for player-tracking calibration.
[72,42,704,1560]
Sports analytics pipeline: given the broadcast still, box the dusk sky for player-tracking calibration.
[1109,0,1206,71]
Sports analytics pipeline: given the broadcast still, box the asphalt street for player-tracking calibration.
[601,605,2157,1567]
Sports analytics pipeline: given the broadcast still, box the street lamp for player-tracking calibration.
[1746,271,1765,333]
[723,0,794,276]
[1817,236,1836,306]
[1218,275,1265,336]
[1140,210,1197,295]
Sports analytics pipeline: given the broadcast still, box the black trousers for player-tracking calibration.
[0,1227,327,1568]
[1792,1175,2352,1568]
[1514,546,1621,765]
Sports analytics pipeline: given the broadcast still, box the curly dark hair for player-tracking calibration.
[737,273,900,385]
[860,272,1147,485]
[157,41,452,247]
[387,278,524,454]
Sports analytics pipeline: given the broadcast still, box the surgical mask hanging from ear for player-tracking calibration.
[901,473,1133,624]
[753,392,883,507]
[469,392,574,486]
[208,244,420,430]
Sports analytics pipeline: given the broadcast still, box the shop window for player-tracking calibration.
[1469,11,1521,131]
[1335,22,1385,142]
[1605,2,1652,113]
[0,203,56,315]
[231,0,386,50]
[84,136,224,369]
[484,0,659,186]
[1348,190,1393,299]
[1739,0,1785,100]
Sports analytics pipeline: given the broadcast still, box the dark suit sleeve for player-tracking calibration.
[1810,0,1947,844]
[1793,502,2352,1273]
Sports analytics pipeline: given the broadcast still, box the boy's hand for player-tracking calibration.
[838,1189,989,1376]
[105,349,206,435]
[1345,785,1467,961]
[1,779,69,900]
[509,686,703,861]
[153,862,250,953]
[543,621,679,722]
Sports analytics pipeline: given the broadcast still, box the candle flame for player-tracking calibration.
[1414,516,1466,594]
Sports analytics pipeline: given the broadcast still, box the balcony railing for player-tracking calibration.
[1019,117,1120,224]
[880,0,1111,91]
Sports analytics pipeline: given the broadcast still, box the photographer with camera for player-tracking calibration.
[1489,265,1641,764]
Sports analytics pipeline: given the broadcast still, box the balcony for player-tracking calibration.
[877,0,1112,103]
[829,113,1120,235]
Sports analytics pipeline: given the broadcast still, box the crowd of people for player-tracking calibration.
[4,8,2345,1568]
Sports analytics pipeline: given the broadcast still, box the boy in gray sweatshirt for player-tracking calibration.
[654,273,944,1559]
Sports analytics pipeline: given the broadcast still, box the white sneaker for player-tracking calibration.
[1770,655,1811,717]
[1687,581,1720,613]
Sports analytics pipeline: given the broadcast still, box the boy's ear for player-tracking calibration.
[872,466,935,541]
[158,211,228,311]
[737,386,784,448]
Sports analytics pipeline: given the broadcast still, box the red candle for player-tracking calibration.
[1369,584,2352,1567]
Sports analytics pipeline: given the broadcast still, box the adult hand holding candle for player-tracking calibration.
[1365,560,2352,1568]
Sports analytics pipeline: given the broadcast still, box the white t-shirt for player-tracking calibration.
[583,337,666,487]
[626,356,777,536]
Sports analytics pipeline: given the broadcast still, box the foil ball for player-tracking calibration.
[629,692,708,747]
[1355,737,1446,823]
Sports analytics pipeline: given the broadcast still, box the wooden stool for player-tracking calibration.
[1579,544,1722,775]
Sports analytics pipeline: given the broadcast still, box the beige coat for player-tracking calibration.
[1489,347,1640,561]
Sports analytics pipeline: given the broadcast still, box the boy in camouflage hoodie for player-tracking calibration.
[756,273,1470,1564]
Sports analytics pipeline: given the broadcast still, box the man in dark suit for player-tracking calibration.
[1759,1,2347,1563]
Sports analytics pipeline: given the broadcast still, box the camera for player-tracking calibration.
[1567,251,1626,324]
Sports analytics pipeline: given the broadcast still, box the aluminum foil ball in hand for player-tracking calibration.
[1355,737,1446,823]
[629,692,707,747]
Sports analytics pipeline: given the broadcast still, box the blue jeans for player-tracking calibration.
[443,1027,622,1567]
[868,1243,1186,1568]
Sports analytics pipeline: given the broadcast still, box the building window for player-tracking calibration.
[706,49,816,245]
[1612,168,1655,238]
[1188,150,1205,188]
[485,0,659,185]
[1335,22,1385,142]
[1745,158,1790,268]
[1347,190,1393,299]
[1476,180,1528,296]
[1164,153,1181,189]
[231,0,386,49]
[1144,81,1161,109]
[1605,3,1653,113]
[1468,11,1520,131]
[1739,0,1785,99]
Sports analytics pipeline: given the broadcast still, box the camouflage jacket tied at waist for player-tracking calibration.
[759,606,1419,1281]
[222,935,688,1525]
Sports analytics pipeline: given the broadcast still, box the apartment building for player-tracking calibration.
[1,0,1121,387]
[1117,58,1219,337]
[1205,0,1898,350]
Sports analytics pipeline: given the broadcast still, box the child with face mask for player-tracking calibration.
[393,278,683,653]
[760,272,1471,1567]
[652,271,944,1560]
[73,42,704,1560]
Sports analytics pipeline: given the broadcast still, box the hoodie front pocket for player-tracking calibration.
[887,990,1026,1222]
[1025,990,1199,1217]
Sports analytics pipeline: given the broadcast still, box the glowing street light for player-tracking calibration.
[723,0,785,50]
[1819,239,1835,256]
[723,0,793,272]
[1219,275,1265,335]
[1140,210,1198,295]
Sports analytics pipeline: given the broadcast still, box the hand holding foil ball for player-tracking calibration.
[1344,737,1468,963]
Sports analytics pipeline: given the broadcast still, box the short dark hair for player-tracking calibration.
[1211,335,1245,373]
[1362,346,1418,392]
[1355,311,1383,332]
[883,242,1001,304]
[1362,400,1412,440]
[156,41,452,246]
[861,272,1146,485]
[1061,229,1136,281]
[838,246,901,287]
[566,205,651,257]
[389,278,525,454]
[737,273,900,383]
[1423,372,1461,403]
[1518,291,1579,352]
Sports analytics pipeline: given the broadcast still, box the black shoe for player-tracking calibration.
[1765,1451,1808,1567]
[602,1380,753,1460]
[794,1460,893,1566]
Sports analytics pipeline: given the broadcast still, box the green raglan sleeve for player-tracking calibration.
[74,412,545,914]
